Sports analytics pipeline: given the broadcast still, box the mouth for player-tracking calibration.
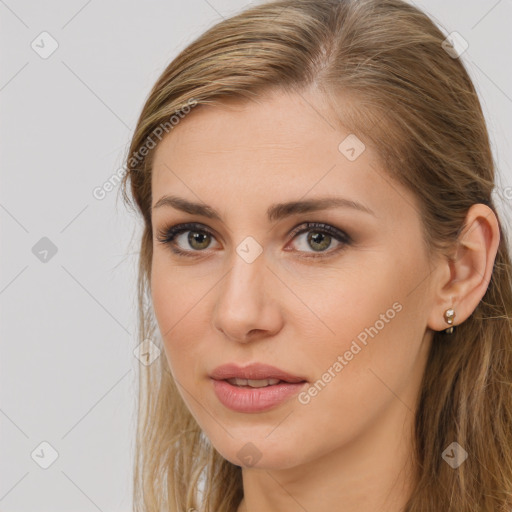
[209,363,308,413]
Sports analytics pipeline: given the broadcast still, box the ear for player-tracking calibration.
[427,203,501,332]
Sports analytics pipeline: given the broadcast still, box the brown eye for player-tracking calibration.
[306,231,333,252]
[156,221,351,259]
[187,231,212,250]
[287,222,352,258]
[156,222,219,257]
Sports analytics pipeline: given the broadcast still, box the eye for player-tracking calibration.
[155,221,352,258]
[286,222,351,258]
[155,222,219,257]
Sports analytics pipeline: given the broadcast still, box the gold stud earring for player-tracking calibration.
[443,308,456,334]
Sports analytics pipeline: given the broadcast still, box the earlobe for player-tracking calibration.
[427,203,500,334]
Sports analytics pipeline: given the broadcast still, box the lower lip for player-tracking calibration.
[211,379,307,413]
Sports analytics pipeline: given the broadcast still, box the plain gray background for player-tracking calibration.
[1,0,511,510]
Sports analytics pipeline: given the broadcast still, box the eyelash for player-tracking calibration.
[155,221,352,259]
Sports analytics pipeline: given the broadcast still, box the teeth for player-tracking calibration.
[227,377,281,388]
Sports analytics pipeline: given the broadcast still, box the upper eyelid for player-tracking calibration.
[158,220,346,235]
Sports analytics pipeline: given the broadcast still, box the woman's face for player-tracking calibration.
[150,89,436,470]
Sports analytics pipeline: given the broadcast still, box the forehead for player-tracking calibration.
[150,89,415,222]
[154,90,352,157]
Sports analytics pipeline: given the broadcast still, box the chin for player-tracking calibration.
[211,434,307,470]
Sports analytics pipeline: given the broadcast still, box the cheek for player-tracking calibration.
[286,260,404,363]
[150,253,204,334]
[151,259,176,340]
[151,260,192,367]
[150,258,215,389]
[306,244,426,355]
[287,257,427,432]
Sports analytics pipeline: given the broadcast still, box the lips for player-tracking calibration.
[210,363,308,413]
[210,363,307,384]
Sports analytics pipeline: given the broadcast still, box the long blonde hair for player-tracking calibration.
[120,0,512,510]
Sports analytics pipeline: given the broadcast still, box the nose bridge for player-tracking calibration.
[222,239,267,307]
[212,238,281,341]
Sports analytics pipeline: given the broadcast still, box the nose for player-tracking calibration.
[212,250,284,343]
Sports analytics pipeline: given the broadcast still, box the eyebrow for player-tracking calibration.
[152,195,375,222]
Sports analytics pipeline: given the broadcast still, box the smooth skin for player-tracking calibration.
[149,88,500,512]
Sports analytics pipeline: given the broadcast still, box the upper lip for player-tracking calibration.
[210,363,307,383]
